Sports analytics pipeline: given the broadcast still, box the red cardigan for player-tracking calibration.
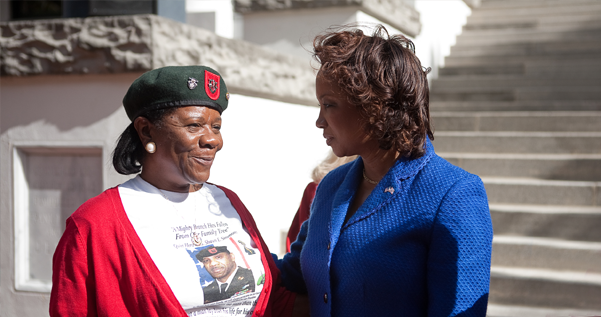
[50,186,295,317]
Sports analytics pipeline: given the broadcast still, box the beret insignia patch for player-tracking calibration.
[208,247,218,254]
[205,70,220,100]
[187,77,198,90]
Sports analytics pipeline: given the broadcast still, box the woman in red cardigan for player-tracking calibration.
[50,66,295,317]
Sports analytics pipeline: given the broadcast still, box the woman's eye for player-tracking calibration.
[213,125,221,131]
[186,123,202,131]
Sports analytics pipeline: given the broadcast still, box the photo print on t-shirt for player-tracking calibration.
[186,237,264,305]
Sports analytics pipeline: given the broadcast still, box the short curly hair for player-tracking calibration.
[313,25,433,159]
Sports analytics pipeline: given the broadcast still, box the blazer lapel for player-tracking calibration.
[344,138,436,228]
[327,158,362,264]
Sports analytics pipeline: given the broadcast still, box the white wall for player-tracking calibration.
[413,0,472,80]
[241,7,403,61]
[211,94,329,255]
[186,0,236,38]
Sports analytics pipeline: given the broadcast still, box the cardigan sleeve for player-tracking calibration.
[275,219,309,294]
[426,173,493,317]
[50,217,96,317]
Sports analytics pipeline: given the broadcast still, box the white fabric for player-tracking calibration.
[119,176,264,316]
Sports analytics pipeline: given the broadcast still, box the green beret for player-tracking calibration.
[123,65,229,121]
[196,246,230,261]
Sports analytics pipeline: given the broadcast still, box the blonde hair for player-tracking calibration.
[312,151,358,183]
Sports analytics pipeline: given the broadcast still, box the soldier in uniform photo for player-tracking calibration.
[196,246,256,304]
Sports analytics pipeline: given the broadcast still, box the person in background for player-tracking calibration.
[277,25,493,317]
[50,66,295,317]
[285,151,357,252]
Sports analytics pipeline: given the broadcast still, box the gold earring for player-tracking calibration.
[145,142,156,153]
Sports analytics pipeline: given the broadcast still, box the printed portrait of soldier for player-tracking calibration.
[195,246,256,304]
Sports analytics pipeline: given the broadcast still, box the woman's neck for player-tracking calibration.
[139,172,203,193]
[361,147,400,184]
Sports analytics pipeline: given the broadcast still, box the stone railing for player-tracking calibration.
[0,14,316,106]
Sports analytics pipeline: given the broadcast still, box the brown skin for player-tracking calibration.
[134,106,223,193]
[201,252,237,283]
[315,73,399,222]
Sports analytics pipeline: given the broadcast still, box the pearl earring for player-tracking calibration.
[145,142,156,153]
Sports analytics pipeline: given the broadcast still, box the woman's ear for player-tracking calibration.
[133,116,154,145]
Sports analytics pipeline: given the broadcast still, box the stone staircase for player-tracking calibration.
[429,0,601,316]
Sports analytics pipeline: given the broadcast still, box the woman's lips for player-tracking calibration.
[193,156,214,166]
[324,136,333,146]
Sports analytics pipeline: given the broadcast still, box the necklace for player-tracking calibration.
[362,169,380,185]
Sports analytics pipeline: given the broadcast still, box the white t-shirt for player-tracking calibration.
[119,176,265,317]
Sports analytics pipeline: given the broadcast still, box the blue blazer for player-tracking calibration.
[278,139,493,317]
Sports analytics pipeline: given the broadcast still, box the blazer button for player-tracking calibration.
[323,293,328,303]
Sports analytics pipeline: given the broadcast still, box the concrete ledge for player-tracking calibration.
[490,204,601,242]
[433,131,601,154]
[487,304,601,317]
[492,236,601,273]
[490,267,601,310]
[0,14,316,106]
[482,177,601,206]
[440,153,601,181]
[430,100,601,112]
[431,111,601,132]
[233,0,421,37]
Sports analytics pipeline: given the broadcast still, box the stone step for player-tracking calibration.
[486,304,601,317]
[450,40,601,58]
[489,267,601,310]
[492,236,601,273]
[433,131,601,154]
[431,87,601,102]
[439,59,601,77]
[472,1,601,18]
[431,111,601,132]
[455,30,601,47]
[483,177,601,206]
[490,204,601,242]
[479,0,599,9]
[432,76,601,90]
[461,18,601,36]
[465,16,601,32]
[444,54,601,68]
[438,65,524,77]
[431,89,601,103]
[439,153,601,181]
[468,10,601,27]
[430,100,601,112]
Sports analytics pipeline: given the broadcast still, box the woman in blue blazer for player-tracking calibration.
[278,25,493,317]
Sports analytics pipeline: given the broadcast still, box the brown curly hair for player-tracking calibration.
[313,25,433,159]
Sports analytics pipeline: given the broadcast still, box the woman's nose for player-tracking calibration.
[316,109,326,129]
[199,131,220,149]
